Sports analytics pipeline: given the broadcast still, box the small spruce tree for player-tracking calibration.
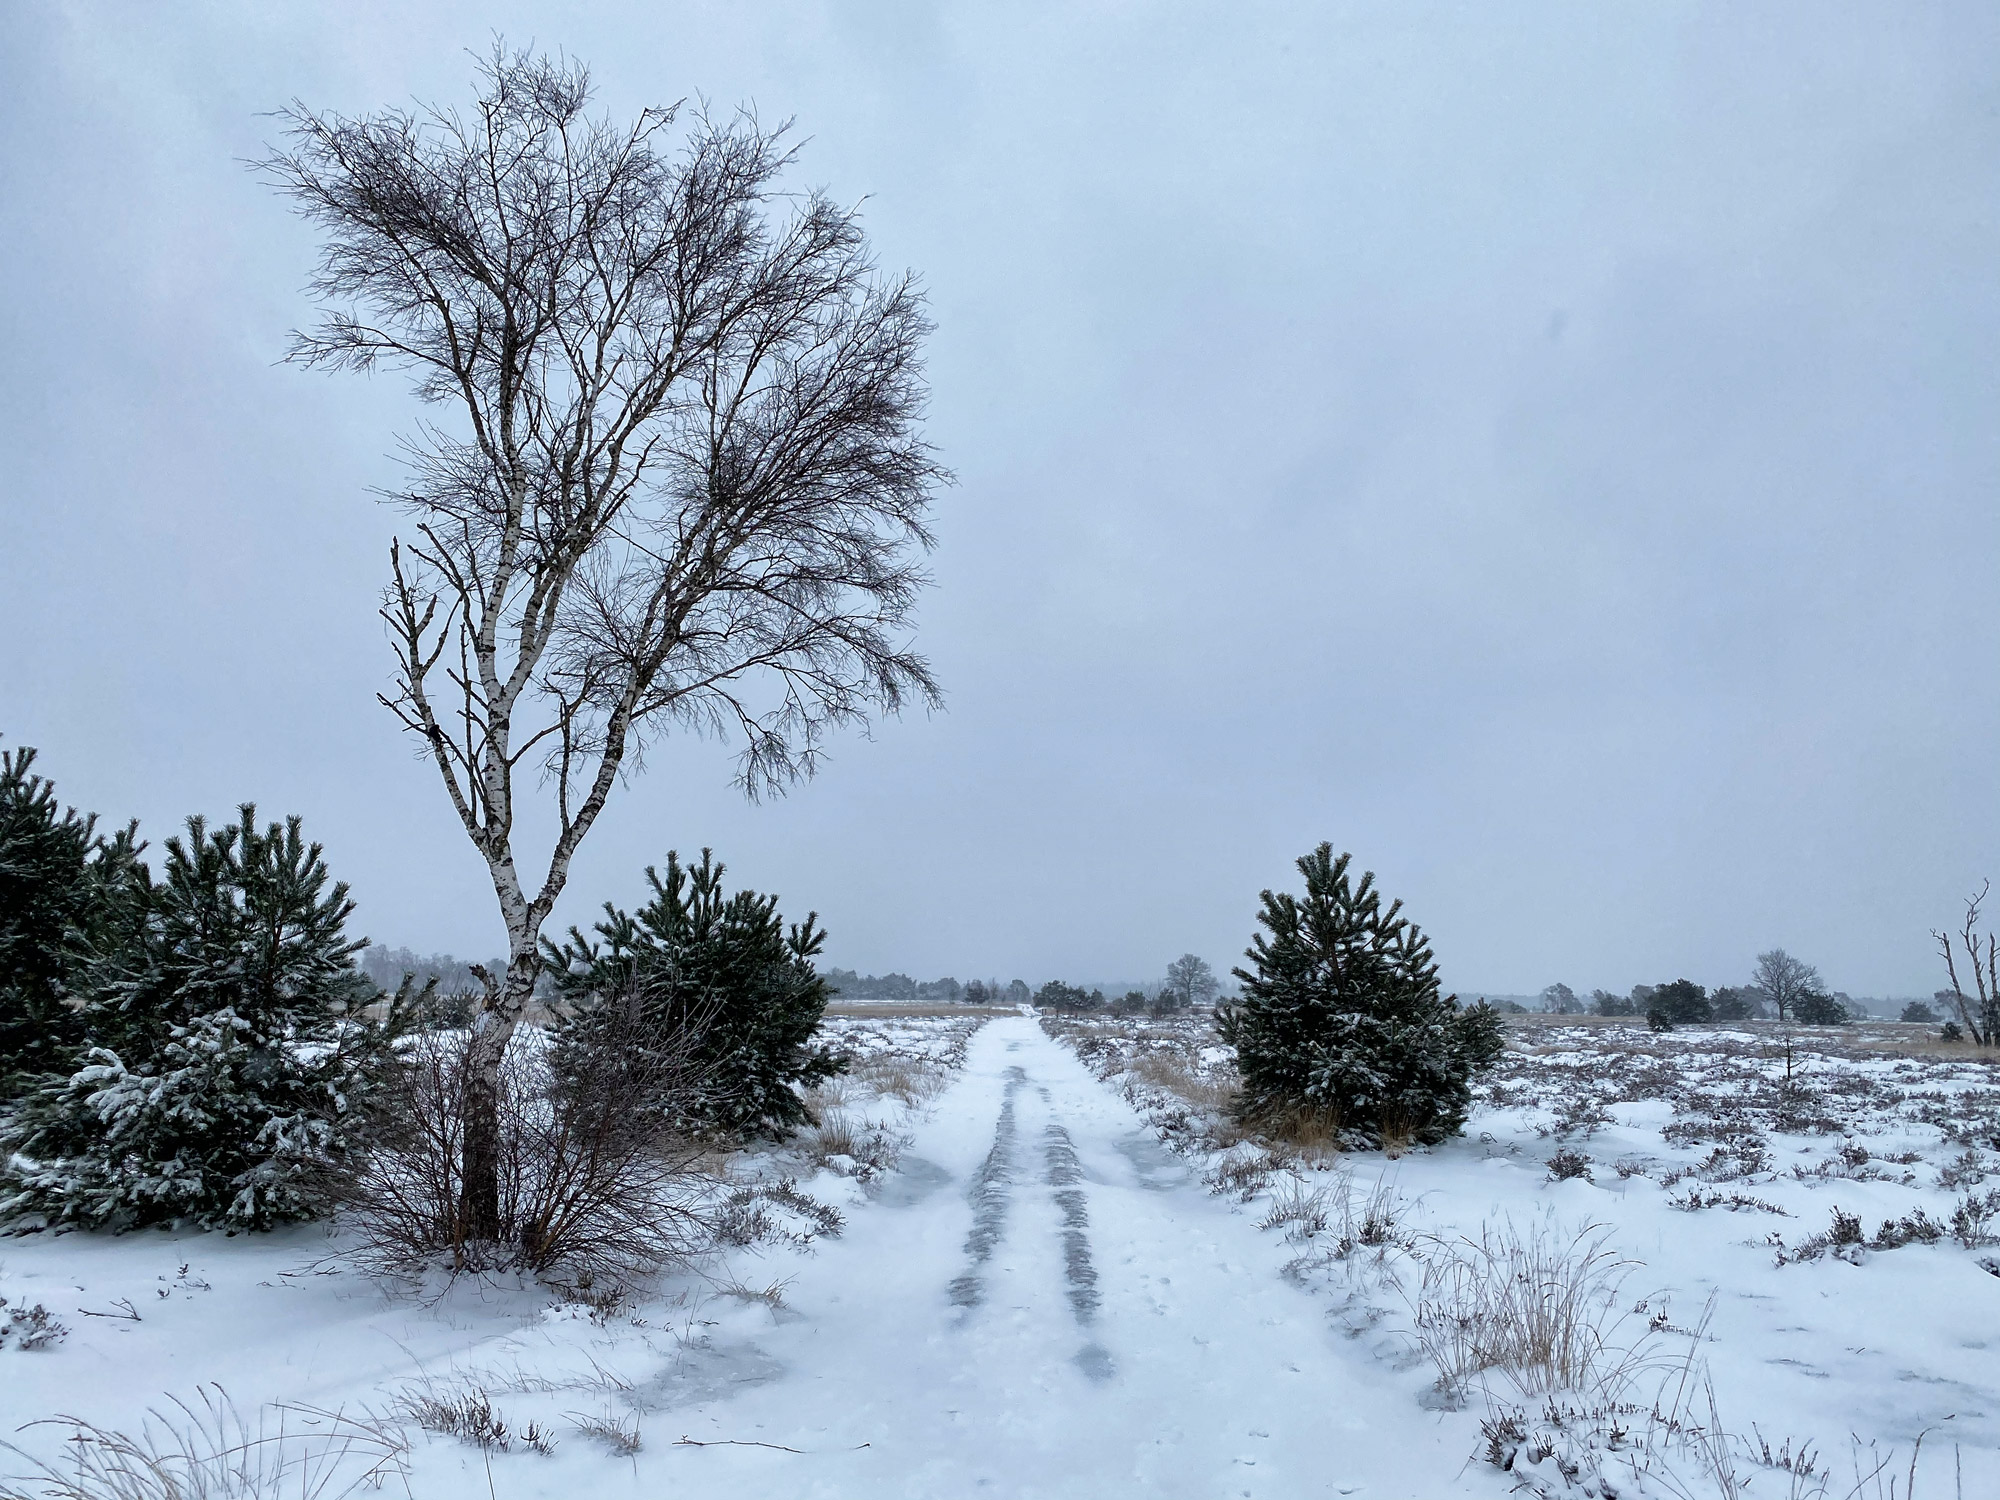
[1219,844,1503,1148]
[1,807,408,1231]
[546,850,843,1138]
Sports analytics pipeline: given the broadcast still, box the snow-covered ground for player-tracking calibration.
[1,1012,1995,1498]
[1058,1012,2000,1498]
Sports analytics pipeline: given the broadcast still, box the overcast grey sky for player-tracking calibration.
[4,2,1996,997]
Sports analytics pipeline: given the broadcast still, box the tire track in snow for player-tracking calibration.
[948,1064,1025,1310]
[1042,1124,1097,1320]
[1044,1121,1115,1382]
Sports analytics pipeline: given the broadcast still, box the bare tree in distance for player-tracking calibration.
[1934,882,2000,1047]
[263,46,946,1243]
[1749,948,1822,1025]
[1163,953,1219,1010]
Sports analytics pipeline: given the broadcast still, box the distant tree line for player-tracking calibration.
[830,952,1228,1013]
[822,970,1031,1006]
[1531,948,1947,1031]
[1031,953,1223,1017]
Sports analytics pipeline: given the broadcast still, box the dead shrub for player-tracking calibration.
[337,1009,716,1289]
[1203,1143,1276,1200]
[800,1111,907,1179]
[0,1297,68,1351]
[1950,1187,2000,1247]
[1262,1171,1413,1272]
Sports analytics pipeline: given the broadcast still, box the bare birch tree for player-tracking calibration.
[1934,881,2000,1047]
[263,47,945,1242]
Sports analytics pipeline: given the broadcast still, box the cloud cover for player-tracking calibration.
[3,2,1996,996]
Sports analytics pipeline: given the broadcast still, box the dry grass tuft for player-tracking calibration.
[1251,1102,1343,1159]
[1127,1048,1239,1115]
[850,1055,952,1107]
[1407,1218,1648,1403]
[398,1378,554,1455]
[566,1408,641,1458]
[0,1386,408,1500]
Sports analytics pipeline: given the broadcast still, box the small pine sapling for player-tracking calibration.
[0,745,144,1098]
[547,850,843,1138]
[1218,844,1504,1149]
[1,807,413,1231]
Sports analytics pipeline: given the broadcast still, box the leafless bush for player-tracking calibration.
[0,1386,408,1500]
[1937,1149,1987,1190]
[1669,1187,1790,1216]
[1407,1219,1649,1403]
[337,1011,716,1289]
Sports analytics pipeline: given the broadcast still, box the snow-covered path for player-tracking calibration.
[651,1015,1463,1498]
[0,1016,1477,1499]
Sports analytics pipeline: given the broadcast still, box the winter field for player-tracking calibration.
[2,1010,1997,1500]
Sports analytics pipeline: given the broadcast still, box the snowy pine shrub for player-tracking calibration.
[0,808,412,1232]
[1218,844,1504,1148]
[546,850,843,1138]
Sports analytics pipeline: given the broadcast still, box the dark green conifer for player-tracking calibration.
[1649,979,1712,1026]
[546,850,842,1138]
[1792,988,1850,1025]
[1219,844,1503,1148]
[0,746,142,1098]
[2,807,409,1230]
